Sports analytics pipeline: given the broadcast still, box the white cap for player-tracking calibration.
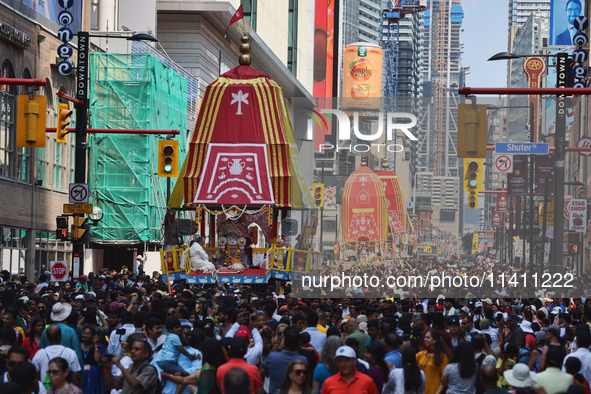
[551,307,562,314]
[335,346,356,359]
[475,301,483,308]
[75,294,85,300]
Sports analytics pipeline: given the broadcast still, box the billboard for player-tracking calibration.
[15,0,84,34]
[550,0,585,46]
[440,209,456,222]
[342,43,383,110]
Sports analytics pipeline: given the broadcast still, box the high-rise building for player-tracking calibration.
[417,0,463,177]
[358,0,383,44]
[417,173,460,208]
[507,11,549,142]
[508,0,550,35]
[413,0,463,232]
[506,0,551,85]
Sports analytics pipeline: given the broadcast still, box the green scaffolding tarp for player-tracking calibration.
[88,52,188,242]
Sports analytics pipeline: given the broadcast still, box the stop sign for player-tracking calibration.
[51,261,68,281]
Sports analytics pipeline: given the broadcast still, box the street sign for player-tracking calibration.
[50,260,68,281]
[73,252,80,283]
[63,203,93,214]
[495,142,549,155]
[493,154,513,173]
[569,199,587,232]
[514,239,524,258]
[576,137,591,157]
[543,242,550,264]
[69,183,89,203]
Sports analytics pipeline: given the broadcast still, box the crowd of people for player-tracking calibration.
[0,264,590,394]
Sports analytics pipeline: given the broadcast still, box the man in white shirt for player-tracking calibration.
[190,237,216,272]
[562,331,591,382]
[32,325,81,385]
[303,312,326,351]
[107,311,137,358]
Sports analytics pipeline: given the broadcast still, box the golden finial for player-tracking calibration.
[236,19,252,66]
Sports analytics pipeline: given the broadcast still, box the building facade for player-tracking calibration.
[0,0,92,279]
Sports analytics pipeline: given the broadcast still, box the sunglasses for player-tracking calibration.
[47,369,61,376]
[293,369,307,376]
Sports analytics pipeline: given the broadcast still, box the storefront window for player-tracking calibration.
[0,60,15,179]
[0,227,28,276]
[35,231,72,275]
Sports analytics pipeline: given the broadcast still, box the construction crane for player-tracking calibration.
[382,0,427,171]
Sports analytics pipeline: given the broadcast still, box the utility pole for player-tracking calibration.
[553,53,567,275]
[71,31,90,281]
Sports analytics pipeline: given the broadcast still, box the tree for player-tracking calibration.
[462,232,474,255]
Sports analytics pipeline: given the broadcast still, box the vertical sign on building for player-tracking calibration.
[569,199,587,232]
[313,0,334,150]
[57,0,75,76]
[507,155,528,196]
[535,155,555,195]
[523,57,546,142]
[497,193,509,213]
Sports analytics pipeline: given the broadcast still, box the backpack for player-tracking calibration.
[518,347,531,366]
[136,363,162,394]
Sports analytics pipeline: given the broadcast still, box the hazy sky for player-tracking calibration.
[462,0,510,88]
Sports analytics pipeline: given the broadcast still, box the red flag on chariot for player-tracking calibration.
[225,5,244,37]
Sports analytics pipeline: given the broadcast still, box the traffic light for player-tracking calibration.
[464,159,484,192]
[16,95,47,148]
[568,233,581,256]
[158,139,179,177]
[457,104,487,158]
[468,191,478,209]
[568,243,580,255]
[56,216,68,240]
[56,103,73,143]
[71,216,90,244]
[313,183,324,207]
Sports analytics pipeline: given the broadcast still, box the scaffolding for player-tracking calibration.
[87,52,192,242]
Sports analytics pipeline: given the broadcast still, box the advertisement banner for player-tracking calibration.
[507,155,528,196]
[491,210,502,227]
[539,197,555,227]
[497,193,509,213]
[313,0,334,149]
[568,198,587,232]
[550,0,586,46]
[324,186,337,210]
[535,155,555,195]
[342,44,383,109]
